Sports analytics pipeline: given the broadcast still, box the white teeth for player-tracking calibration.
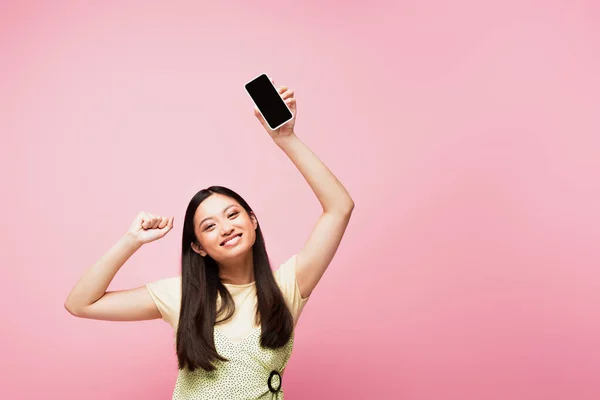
[223,235,241,246]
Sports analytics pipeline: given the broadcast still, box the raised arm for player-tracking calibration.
[64,212,174,321]
[254,82,354,299]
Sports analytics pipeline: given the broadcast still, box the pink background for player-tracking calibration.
[1,1,599,399]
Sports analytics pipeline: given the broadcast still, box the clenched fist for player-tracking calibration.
[127,212,174,245]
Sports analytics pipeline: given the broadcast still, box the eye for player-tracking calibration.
[203,212,239,231]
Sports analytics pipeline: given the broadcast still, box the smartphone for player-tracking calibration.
[245,73,293,130]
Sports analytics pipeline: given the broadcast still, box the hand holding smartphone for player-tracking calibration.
[245,73,294,131]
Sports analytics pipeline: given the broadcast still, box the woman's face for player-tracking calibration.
[191,193,257,261]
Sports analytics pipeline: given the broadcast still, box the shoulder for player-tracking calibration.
[146,275,181,295]
[273,254,298,285]
[146,276,181,305]
[273,255,310,325]
[145,276,182,328]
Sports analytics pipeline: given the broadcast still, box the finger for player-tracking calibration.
[151,216,162,229]
[147,214,157,229]
[160,217,174,234]
[281,90,294,99]
[140,212,152,229]
[158,217,169,229]
[277,86,288,94]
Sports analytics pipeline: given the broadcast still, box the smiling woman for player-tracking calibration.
[190,196,259,277]
[145,186,307,398]
[64,80,354,399]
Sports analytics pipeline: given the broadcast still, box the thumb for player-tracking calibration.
[254,107,269,129]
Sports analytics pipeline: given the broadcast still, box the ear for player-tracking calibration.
[250,212,258,230]
[191,242,207,257]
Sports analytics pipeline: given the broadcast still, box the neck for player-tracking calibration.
[218,249,255,285]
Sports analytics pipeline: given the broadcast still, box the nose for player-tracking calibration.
[220,221,235,234]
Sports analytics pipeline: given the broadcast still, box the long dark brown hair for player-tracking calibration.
[176,186,294,372]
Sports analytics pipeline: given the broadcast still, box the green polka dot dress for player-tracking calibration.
[172,327,294,399]
[146,255,310,400]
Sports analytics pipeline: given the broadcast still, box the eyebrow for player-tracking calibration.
[199,205,239,227]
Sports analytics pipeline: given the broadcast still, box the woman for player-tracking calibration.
[64,81,354,399]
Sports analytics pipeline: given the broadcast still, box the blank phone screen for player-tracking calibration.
[245,74,293,129]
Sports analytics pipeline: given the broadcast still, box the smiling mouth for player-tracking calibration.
[221,234,242,246]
